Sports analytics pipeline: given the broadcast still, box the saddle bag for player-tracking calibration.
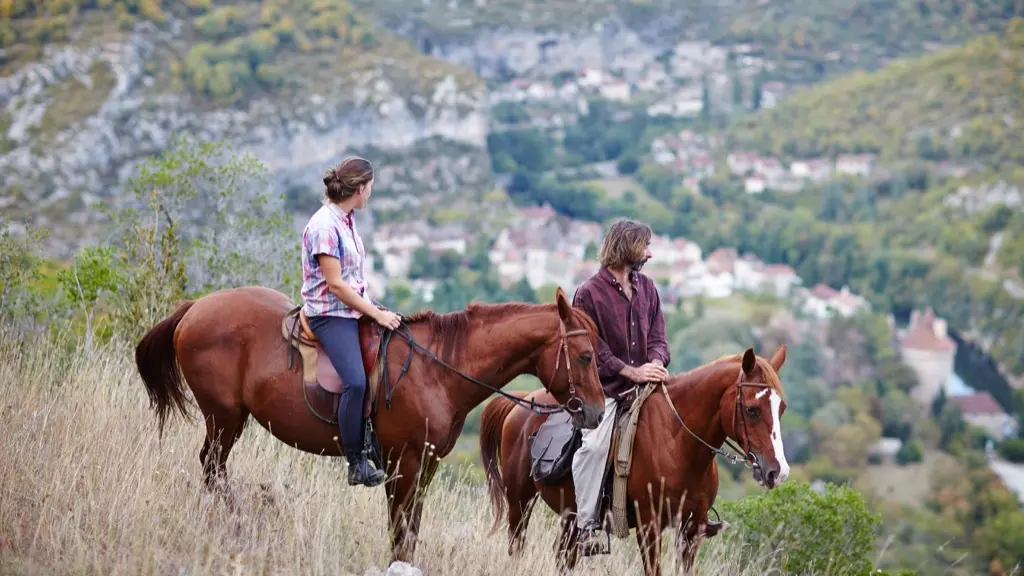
[529,410,581,485]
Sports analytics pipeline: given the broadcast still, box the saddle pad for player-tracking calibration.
[315,342,343,394]
[529,410,580,485]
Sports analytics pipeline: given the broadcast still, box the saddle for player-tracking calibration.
[528,383,660,540]
[280,306,385,425]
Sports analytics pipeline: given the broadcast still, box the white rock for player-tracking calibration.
[385,561,422,576]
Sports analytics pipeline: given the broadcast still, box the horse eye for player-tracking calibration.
[746,406,759,418]
[579,353,593,365]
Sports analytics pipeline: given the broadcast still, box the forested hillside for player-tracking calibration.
[727,18,1024,167]
[719,20,1024,380]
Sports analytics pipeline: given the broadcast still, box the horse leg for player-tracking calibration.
[554,513,581,575]
[505,479,538,557]
[385,454,435,564]
[675,514,706,576]
[198,405,249,496]
[634,506,664,576]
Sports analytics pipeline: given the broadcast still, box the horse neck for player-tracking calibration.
[663,361,738,465]
[415,304,560,418]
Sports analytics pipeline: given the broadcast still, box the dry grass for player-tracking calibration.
[0,331,783,575]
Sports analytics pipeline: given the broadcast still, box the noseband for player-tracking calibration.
[659,368,773,470]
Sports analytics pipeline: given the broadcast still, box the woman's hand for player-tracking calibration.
[372,307,401,330]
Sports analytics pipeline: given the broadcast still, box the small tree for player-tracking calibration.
[103,134,300,338]
[57,246,122,348]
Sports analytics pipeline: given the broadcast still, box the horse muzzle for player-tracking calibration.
[752,455,784,489]
[570,400,604,430]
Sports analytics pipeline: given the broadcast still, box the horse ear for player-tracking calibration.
[741,348,756,376]
[555,286,573,324]
[770,344,787,373]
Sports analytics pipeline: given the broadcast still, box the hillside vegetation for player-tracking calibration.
[728,18,1024,168]
[719,0,1024,82]
[0,0,480,108]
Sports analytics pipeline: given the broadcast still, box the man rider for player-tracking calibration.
[570,218,671,554]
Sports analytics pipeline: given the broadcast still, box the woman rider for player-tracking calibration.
[301,156,401,487]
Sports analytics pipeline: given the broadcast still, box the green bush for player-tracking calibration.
[896,439,923,465]
[998,438,1024,462]
[717,481,881,576]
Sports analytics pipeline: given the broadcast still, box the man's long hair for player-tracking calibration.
[599,218,652,270]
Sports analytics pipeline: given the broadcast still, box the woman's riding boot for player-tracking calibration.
[346,449,386,487]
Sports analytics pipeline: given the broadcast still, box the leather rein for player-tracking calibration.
[658,369,773,471]
[373,317,590,418]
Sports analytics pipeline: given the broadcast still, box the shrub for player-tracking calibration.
[717,481,881,576]
[998,438,1024,462]
[896,439,923,465]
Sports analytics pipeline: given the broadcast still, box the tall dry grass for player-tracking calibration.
[0,331,783,575]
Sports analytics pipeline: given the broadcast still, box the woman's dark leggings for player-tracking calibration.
[307,314,366,457]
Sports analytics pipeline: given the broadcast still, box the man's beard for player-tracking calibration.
[630,256,650,272]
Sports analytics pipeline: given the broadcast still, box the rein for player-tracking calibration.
[373,316,590,418]
[658,370,771,470]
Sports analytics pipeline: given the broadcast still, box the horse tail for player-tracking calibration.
[480,393,521,535]
[135,300,196,438]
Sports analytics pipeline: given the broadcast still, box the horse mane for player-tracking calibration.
[402,300,586,370]
[668,352,786,400]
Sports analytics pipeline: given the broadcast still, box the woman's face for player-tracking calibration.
[356,179,374,208]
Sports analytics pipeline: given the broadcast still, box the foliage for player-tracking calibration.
[718,481,881,576]
[2,135,300,345]
[0,219,50,331]
[729,19,1024,168]
[896,439,923,465]
[998,439,1024,462]
[0,0,430,104]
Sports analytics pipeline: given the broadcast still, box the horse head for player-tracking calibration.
[723,345,790,489]
[536,287,605,429]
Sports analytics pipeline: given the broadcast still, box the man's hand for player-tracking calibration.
[621,362,669,383]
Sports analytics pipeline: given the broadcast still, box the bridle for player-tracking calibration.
[658,367,774,471]
[373,316,592,417]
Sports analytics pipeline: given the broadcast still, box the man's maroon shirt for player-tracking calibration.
[572,265,671,399]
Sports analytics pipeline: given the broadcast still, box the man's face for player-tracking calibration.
[631,241,652,271]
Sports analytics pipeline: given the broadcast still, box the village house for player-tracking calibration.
[796,283,869,319]
[577,68,604,88]
[727,152,759,175]
[701,247,737,298]
[948,392,1015,441]
[744,176,765,194]
[761,264,802,298]
[760,81,786,109]
[754,156,785,181]
[835,154,876,176]
[599,79,631,101]
[790,159,833,182]
[650,234,703,265]
[899,308,959,408]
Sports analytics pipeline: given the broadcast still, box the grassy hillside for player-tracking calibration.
[0,329,862,576]
[727,18,1024,168]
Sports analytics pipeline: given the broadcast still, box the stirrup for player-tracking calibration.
[577,524,610,557]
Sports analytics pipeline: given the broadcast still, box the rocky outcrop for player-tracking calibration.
[1,19,488,256]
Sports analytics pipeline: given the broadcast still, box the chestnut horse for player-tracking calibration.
[479,346,790,576]
[134,285,607,564]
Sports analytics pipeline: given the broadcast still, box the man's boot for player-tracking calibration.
[347,450,385,487]
[577,520,609,557]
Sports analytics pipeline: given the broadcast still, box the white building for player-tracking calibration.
[900,308,958,407]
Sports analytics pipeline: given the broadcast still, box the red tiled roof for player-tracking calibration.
[810,283,839,300]
[950,392,1005,416]
[902,308,957,352]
